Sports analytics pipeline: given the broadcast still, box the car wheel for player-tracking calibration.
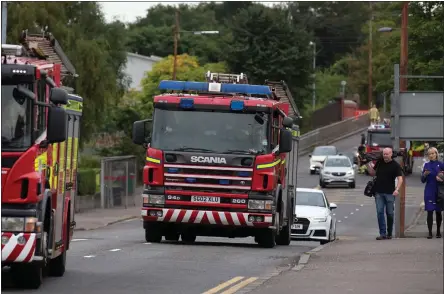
[349,181,356,189]
[145,223,163,243]
[320,180,326,188]
[310,170,315,175]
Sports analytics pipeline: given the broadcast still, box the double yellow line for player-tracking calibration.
[202,276,258,294]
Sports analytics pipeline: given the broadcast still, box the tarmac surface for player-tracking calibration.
[1,132,428,294]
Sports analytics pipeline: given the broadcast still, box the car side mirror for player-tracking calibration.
[132,119,152,145]
[278,129,292,153]
[330,203,337,210]
[353,164,357,169]
[50,88,68,105]
[308,154,312,158]
[47,106,67,143]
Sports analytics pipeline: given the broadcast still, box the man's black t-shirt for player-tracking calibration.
[374,159,403,194]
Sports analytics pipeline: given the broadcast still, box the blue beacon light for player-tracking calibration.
[230,100,245,111]
[180,98,194,109]
[167,168,179,173]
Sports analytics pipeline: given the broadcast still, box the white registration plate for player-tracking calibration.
[191,196,220,203]
[291,224,303,230]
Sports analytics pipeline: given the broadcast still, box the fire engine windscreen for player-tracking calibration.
[368,131,392,147]
[151,109,268,154]
[1,84,33,150]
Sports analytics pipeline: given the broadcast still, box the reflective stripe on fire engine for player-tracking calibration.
[63,100,83,112]
[257,159,281,169]
[146,157,161,164]
[58,141,66,194]
[291,130,300,137]
[34,152,47,171]
[281,159,286,165]
[50,143,59,190]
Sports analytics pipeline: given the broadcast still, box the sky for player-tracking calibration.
[100,1,278,23]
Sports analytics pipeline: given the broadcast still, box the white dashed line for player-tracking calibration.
[350,212,354,215]
[72,238,89,242]
[338,220,342,223]
[344,216,348,219]
[144,242,152,245]
[356,208,359,211]
[83,255,95,258]
[360,204,364,207]
[333,213,336,216]
[109,248,121,252]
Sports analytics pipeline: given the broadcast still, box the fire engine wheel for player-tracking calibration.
[258,212,278,248]
[145,224,163,243]
[276,222,291,246]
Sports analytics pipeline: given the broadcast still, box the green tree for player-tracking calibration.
[224,4,312,110]
[6,1,129,143]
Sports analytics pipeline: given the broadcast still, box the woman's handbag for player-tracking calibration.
[364,177,377,197]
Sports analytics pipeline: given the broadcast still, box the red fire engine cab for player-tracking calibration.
[1,31,83,289]
[132,72,300,248]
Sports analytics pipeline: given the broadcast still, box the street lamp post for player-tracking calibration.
[377,2,409,238]
[368,1,373,108]
[172,10,219,80]
[309,41,316,110]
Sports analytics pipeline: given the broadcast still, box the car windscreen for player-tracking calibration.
[312,146,337,156]
[296,191,326,207]
[325,157,351,167]
[368,131,392,147]
[150,109,269,154]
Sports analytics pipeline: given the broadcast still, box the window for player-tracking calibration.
[296,191,326,207]
[325,157,352,167]
[271,111,281,149]
[312,146,337,156]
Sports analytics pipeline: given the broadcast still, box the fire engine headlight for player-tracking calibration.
[1,217,25,232]
[248,200,273,210]
[143,194,165,205]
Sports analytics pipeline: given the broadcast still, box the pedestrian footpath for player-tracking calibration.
[74,187,142,231]
[248,209,443,294]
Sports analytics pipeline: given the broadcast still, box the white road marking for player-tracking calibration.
[109,248,121,252]
[338,220,342,223]
[333,213,336,216]
[350,212,354,215]
[144,242,151,245]
[356,208,359,211]
[72,238,88,242]
[344,216,348,219]
[83,255,95,258]
[360,204,364,207]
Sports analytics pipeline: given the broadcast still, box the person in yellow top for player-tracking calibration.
[369,104,379,124]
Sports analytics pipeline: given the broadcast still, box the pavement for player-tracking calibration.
[1,132,431,293]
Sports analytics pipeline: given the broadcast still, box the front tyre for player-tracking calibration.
[145,223,162,243]
[257,229,276,248]
[276,222,291,246]
[10,263,43,289]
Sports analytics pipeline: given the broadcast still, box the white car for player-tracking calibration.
[319,155,356,188]
[291,188,337,245]
[309,145,338,174]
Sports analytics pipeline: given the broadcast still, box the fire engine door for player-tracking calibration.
[70,114,80,225]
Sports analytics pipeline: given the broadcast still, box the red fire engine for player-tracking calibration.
[1,31,83,288]
[363,122,413,175]
[132,72,300,248]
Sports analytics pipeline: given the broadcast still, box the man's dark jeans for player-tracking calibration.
[375,193,395,236]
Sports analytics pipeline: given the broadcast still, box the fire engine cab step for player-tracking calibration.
[10,263,44,289]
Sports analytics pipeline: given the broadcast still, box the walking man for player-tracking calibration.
[367,148,403,240]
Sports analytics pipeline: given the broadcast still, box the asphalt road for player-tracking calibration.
[2,133,424,294]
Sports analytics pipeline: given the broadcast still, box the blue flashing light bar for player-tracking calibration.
[230,100,245,111]
[180,98,194,109]
[237,171,251,177]
[167,168,179,173]
[185,178,197,183]
[158,80,272,96]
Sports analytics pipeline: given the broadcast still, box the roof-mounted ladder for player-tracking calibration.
[265,80,301,118]
[205,71,249,84]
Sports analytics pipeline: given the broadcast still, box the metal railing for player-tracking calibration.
[100,155,137,209]
[299,113,370,154]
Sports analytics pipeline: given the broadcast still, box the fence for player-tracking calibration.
[299,112,370,154]
[100,155,137,209]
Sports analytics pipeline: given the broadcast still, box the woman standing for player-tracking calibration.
[421,147,442,239]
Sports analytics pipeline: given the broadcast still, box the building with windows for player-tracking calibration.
[123,52,162,90]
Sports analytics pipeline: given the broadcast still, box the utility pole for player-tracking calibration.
[397,1,409,238]
[368,1,373,108]
[1,2,7,44]
[311,42,316,111]
[172,10,179,81]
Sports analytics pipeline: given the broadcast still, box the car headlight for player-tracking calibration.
[142,194,165,205]
[248,200,273,210]
[347,170,354,175]
[312,217,327,222]
[323,171,331,175]
[1,217,39,232]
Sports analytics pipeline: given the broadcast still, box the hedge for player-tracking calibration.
[78,168,97,196]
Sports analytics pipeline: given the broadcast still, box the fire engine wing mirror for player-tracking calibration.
[133,119,152,145]
[13,86,35,103]
[278,129,292,153]
[47,106,67,143]
[282,117,293,128]
[360,134,366,145]
[49,88,68,105]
